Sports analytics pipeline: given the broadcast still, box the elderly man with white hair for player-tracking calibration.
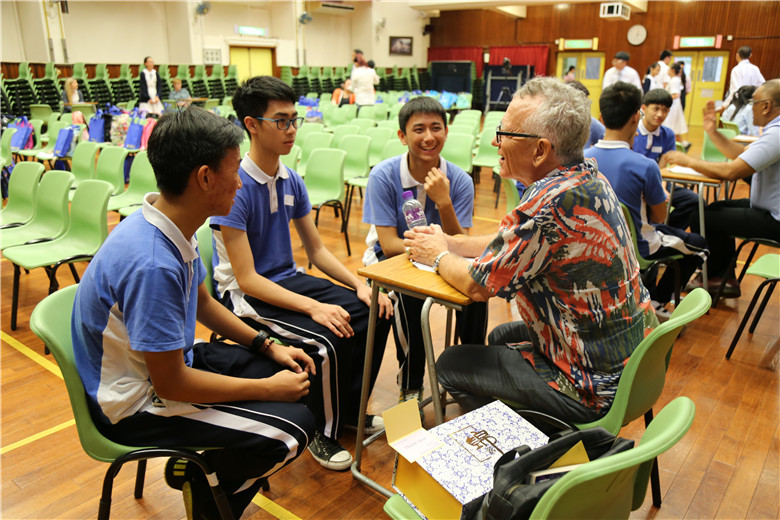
[403,76,657,423]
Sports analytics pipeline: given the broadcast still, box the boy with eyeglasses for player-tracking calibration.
[210,76,393,471]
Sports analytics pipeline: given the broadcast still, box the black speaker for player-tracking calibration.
[423,24,433,35]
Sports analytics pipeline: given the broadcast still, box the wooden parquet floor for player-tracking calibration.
[2,127,778,519]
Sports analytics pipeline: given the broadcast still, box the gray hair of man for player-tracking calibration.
[512,76,592,165]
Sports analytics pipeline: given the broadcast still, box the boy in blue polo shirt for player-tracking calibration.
[632,88,698,230]
[586,82,707,321]
[72,107,316,519]
[362,97,487,412]
[210,76,393,471]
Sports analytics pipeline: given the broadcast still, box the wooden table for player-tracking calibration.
[662,166,725,287]
[351,253,472,496]
[733,134,758,144]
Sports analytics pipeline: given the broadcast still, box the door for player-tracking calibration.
[229,47,274,84]
[673,51,729,126]
[556,52,605,118]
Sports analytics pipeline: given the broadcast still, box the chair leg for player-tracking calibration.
[134,459,147,499]
[99,460,126,520]
[11,264,20,331]
[712,241,752,307]
[69,262,81,283]
[644,409,662,507]
[725,280,769,359]
[748,281,776,334]
[340,202,351,256]
[672,261,681,308]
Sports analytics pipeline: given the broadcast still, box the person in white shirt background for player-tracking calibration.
[654,49,674,89]
[724,46,766,107]
[643,63,661,94]
[665,62,689,143]
[350,54,379,112]
[602,51,642,90]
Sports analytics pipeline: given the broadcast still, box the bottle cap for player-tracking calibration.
[402,190,413,200]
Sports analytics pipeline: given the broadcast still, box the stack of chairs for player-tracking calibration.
[320,66,334,94]
[292,66,310,99]
[174,65,193,98]
[5,62,38,117]
[66,63,93,103]
[1,75,12,116]
[280,66,294,87]
[190,65,210,99]
[87,64,113,106]
[207,65,226,100]
[223,65,239,97]
[110,64,135,104]
[32,62,61,111]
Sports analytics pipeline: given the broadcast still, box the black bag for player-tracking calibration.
[479,426,635,520]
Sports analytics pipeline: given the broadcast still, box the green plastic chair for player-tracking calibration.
[532,397,696,519]
[720,119,740,134]
[196,220,217,299]
[701,128,737,162]
[304,148,350,255]
[239,135,250,158]
[294,122,325,147]
[107,150,157,212]
[67,140,100,191]
[501,177,520,214]
[35,121,69,165]
[59,112,73,125]
[349,118,375,134]
[675,141,686,153]
[381,138,407,160]
[94,146,131,196]
[1,170,74,250]
[448,123,476,137]
[456,109,482,121]
[331,125,360,148]
[117,205,141,218]
[441,132,475,176]
[71,103,97,118]
[377,119,399,131]
[0,127,16,172]
[29,104,53,122]
[473,127,499,168]
[621,204,684,306]
[725,252,780,360]
[297,132,334,177]
[280,144,301,172]
[373,103,390,122]
[42,112,63,143]
[338,134,370,182]
[365,127,395,167]
[0,162,44,227]
[357,106,376,120]
[4,179,114,330]
[29,285,235,520]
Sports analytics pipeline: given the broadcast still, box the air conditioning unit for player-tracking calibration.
[307,1,355,15]
[600,2,631,20]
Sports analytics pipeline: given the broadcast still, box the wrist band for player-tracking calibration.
[432,251,450,273]
[250,331,270,355]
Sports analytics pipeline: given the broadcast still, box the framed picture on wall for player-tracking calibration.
[389,37,413,56]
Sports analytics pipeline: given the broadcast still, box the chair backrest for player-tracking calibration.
[39,121,69,155]
[95,146,130,195]
[575,288,711,434]
[337,134,371,181]
[349,118,375,134]
[332,125,360,148]
[196,220,216,298]
[295,122,325,146]
[441,132,474,172]
[448,123,475,136]
[281,144,301,172]
[720,119,740,134]
[620,204,654,270]
[300,132,334,166]
[28,119,44,150]
[381,138,407,161]
[457,109,482,121]
[377,119,399,131]
[1,127,16,165]
[501,177,520,214]
[340,104,358,122]
[373,103,390,121]
[357,105,376,120]
[1,170,75,250]
[304,148,347,204]
[532,396,696,519]
[60,179,114,251]
[125,150,158,197]
[30,285,141,462]
[365,127,395,166]
[1,162,44,224]
[69,141,100,184]
[701,128,737,162]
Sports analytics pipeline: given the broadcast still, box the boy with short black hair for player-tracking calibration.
[632,88,698,230]
[72,107,316,519]
[363,97,487,409]
[586,82,707,321]
[210,76,393,471]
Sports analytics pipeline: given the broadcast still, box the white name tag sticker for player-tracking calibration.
[284,194,295,206]
[651,146,663,154]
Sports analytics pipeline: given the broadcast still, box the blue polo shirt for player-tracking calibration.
[362,153,474,257]
[211,156,311,294]
[72,193,206,424]
[740,114,780,221]
[585,141,667,256]
[633,120,676,163]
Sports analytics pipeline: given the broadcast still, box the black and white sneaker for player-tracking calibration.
[345,414,385,435]
[308,431,353,471]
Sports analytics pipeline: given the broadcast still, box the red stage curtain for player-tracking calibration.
[489,46,549,76]
[427,47,484,77]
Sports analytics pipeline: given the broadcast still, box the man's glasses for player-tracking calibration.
[254,116,305,130]
[495,124,552,148]
[748,98,771,108]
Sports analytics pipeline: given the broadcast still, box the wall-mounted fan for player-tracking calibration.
[196,1,210,16]
[298,12,312,24]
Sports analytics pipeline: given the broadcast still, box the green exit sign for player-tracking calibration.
[236,25,267,37]
[679,36,716,48]
[566,39,593,49]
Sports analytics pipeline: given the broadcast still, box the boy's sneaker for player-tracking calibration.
[651,300,672,323]
[345,414,385,435]
[308,431,352,471]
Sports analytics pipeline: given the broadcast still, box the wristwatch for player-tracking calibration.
[250,330,271,355]
[432,251,450,273]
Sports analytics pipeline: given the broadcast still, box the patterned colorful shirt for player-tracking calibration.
[469,160,658,412]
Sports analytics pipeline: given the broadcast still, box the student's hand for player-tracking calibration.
[424,168,452,208]
[268,343,316,376]
[662,151,690,167]
[310,303,354,338]
[702,100,718,134]
[265,370,311,402]
[355,284,394,319]
[403,224,448,266]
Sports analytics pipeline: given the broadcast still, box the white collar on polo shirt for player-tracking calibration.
[594,139,631,149]
[240,155,288,213]
[637,119,661,149]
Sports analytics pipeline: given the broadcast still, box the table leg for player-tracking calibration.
[697,181,708,288]
[352,282,377,473]
[420,297,444,425]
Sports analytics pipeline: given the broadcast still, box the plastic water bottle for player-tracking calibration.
[402,190,427,230]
